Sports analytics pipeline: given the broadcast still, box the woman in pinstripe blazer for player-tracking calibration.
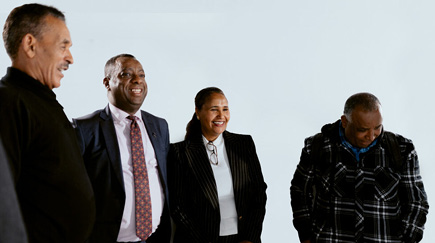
[168,87,267,243]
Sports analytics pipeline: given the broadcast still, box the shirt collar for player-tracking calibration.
[202,133,224,146]
[108,103,142,124]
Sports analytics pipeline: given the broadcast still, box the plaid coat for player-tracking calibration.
[291,120,429,243]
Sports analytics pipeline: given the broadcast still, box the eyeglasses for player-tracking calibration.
[206,141,218,165]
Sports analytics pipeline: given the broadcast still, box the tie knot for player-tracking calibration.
[127,116,138,128]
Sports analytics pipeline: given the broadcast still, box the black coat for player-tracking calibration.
[168,131,267,243]
[0,67,95,242]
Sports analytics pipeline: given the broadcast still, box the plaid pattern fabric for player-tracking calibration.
[290,121,429,243]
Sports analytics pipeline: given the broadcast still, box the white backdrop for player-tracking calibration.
[1,1,434,242]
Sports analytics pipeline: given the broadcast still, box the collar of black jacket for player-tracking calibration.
[2,67,58,102]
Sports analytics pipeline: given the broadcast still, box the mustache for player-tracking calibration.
[60,62,70,70]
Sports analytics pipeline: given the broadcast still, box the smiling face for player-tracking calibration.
[341,104,383,148]
[196,92,230,141]
[104,57,147,114]
[32,15,73,89]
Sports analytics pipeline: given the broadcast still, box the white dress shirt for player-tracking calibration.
[109,104,164,242]
[203,134,238,236]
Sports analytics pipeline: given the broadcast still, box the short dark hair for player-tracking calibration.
[104,54,136,79]
[343,92,381,117]
[185,87,226,140]
[3,3,65,60]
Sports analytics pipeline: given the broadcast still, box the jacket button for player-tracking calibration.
[239,216,243,220]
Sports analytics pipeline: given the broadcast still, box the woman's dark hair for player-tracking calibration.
[185,87,225,141]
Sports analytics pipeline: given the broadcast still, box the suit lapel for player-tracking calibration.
[141,111,169,190]
[186,139,219,209]
[141,111,158,154]
[100,106,124,188]
[223,131,243,202]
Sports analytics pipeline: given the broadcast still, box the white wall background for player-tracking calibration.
[1,0,434,242]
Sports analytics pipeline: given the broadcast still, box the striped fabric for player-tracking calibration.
[168,131,267,243]
[290,120,429,243]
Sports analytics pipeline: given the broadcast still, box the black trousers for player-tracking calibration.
[217,234,239,243]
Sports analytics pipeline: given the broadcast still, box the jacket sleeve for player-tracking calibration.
[290,136,316,242]
[399,140,429,243]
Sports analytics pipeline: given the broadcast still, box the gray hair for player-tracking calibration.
[343,92,381,120]
[3,3,65,60]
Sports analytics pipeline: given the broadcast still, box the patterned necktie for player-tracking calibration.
[128,115,152,240]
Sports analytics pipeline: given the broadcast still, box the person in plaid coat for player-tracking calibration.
[291,92,429,243]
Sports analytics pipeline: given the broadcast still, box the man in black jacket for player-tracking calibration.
[0,4,95,242]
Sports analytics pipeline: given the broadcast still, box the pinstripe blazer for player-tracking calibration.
[168,131,267,243]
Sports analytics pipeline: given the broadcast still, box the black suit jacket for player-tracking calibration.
[168,131,267,243]
[73,106,171,243]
